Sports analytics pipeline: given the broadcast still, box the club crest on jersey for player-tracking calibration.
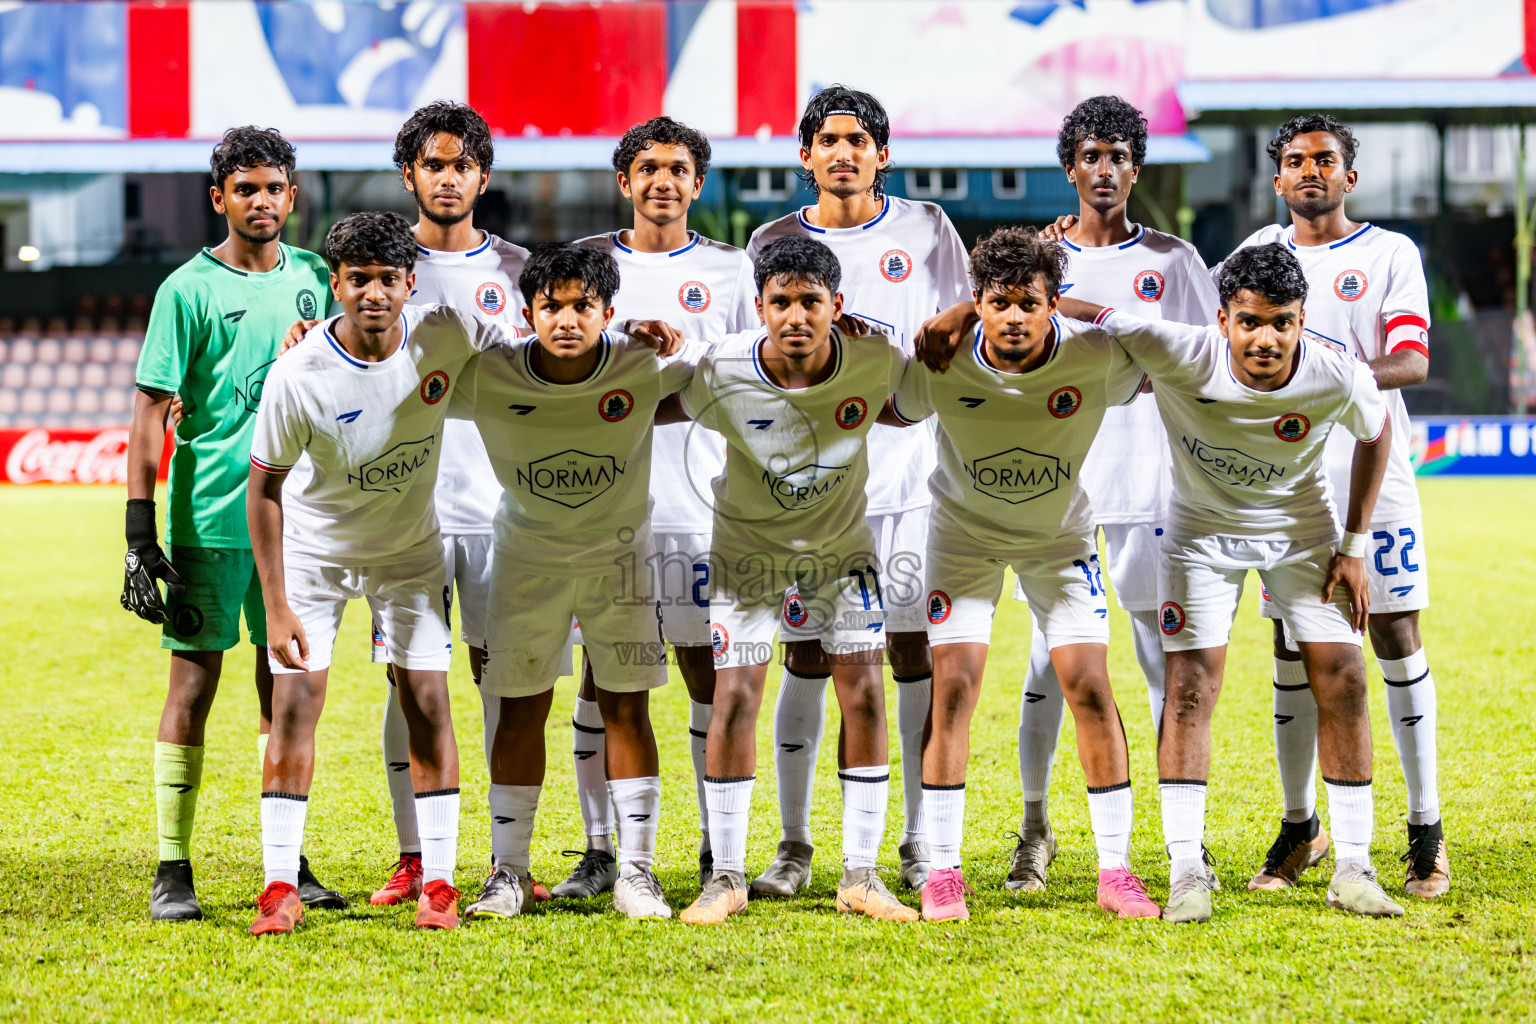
[1134,270,1165,302]
[420,370,450,405]
[926,590,952,625]
[782,594,809,628]
[678,281,711,312]
[475,282,508,315]
[1274,413,1311,442]
[1160,601,1185,636]
[836,396,868,429]
[1334,270,1368,301]
[295,289,319,320]
[599,389,635,422]
[879,249,913,282]
[710,624,729,655]
[1047,386,1083,418]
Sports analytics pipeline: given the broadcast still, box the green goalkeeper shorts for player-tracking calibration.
[160,545,268,652]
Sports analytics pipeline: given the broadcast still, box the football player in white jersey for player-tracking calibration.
[246,212,517,934]
[1226,115,1447,898]
[677,237,917,926]
[366,101,548,910]
[891,227,1161,922]
[1006,96,1222,892]
[1054,244,1404,922]
[746,86,972,894]
[567,117,758,893]
[456,245,699,922]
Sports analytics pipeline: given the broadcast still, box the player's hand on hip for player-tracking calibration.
[626,318,684,357]
[267,607,311,671]
[915,301,978,372]
[120,498,188,624]
[835,313,870,337]
[1040,214,1077,243]
[283,319,319,353]
[168,396,185,427]
[1322,552,1370,633]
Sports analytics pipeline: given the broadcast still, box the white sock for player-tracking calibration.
[1018,617,1064,829]
[488,783,539,873]
[415,789,460,886]
[609,775,661,873]
[923,783,965,871]
[1324,777,1374,867]
[895,674,931,845]
[688,700,712,852]
[1273,657,1319,824]
[478,681,498,773]
[839,764,889,871]
[1381,650,1439,825]
[1128,609,1167,733]
[1160,780,1206,876]
[1086,782,1134,871]
[773,669,828,846]
[704,775,755,875]
[261,793,308,887]
[381,679,420,854]
[572,698,613,853]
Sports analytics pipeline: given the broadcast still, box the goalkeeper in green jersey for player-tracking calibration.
[123,126,341,921]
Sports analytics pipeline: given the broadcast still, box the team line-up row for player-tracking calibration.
[123,88,1446,936]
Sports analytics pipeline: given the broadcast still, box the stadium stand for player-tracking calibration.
[0,315,146,429]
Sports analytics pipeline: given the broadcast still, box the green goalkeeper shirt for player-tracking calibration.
[135,244,330,548]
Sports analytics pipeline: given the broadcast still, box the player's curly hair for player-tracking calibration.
[796,85,891,199]
[969,226,1068,299]
[753,236,842,296]
[393,100,496,172]
[1267,113,1358,171]
[518,243,621,307]
[612,116,712,178]
[1217,242,1309,309]
[1056,95,1148,169]
[323,211,418,272]
[210,126,295,189]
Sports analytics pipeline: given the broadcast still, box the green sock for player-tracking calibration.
[154,742,204,863]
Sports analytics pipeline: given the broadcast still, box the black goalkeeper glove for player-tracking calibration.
[121,498,187,624]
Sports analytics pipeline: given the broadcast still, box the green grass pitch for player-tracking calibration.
[2,480,1533,1022]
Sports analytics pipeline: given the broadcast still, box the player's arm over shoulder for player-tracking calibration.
[1096,309,1211,388]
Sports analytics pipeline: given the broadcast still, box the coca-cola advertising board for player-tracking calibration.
[0,428,171,484]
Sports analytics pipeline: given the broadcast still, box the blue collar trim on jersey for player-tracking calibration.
[610,230,700,257]
[323,314,408,369]
[796,196,890,234]
[751,327,842,389]
[970,316,1061,373]
[414,231,493,258]
[1285,222,1373,250]
[1059,225,1143,253]
[523,330,611,386]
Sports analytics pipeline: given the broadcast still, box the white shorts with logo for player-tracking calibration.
[274,547,452,675]
[779,506,928,641]
[650,530,713,647]
[1100,521,1165,613]
[483,568,665,698]
[710,535,887,667]
[1158,527,1362,652]
[926,529,1109,649]
[1261,514,1429,619]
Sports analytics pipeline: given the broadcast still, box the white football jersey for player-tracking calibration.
[1100,310,1390,541]
[408,232,529,536]
[680,327,907,566]
[575,231,756,533]
[748,196,971,517]
[1064,226,1221,524]
[251,305,510,567]
[462,331,700,578]
[1229,222,1428,523]
[893,318,1145,547]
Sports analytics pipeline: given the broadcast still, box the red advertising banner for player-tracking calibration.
[0,428,170,485]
